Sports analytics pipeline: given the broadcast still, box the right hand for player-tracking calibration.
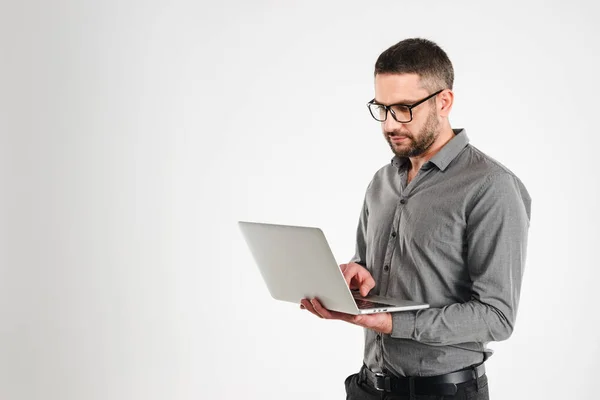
[340,262,375,297]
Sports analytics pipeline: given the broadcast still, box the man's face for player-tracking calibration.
[374,73,440,158]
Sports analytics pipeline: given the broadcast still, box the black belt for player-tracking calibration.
[360,363,486,396]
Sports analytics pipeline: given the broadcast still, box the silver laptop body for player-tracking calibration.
[238,221,429,315]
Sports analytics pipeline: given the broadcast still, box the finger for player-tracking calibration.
[359,275,376,297]
[300,299,313,312]
[340,263,348,273]
[343,263,374,293]
[310,298,334,319]
[342,264,358,288]
[301,299,323,318]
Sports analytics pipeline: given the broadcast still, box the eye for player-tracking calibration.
[391,105,411,117]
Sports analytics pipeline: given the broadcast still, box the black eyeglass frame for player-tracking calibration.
[367,89,444,123]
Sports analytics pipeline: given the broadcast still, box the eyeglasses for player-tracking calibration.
[367,89,444,123]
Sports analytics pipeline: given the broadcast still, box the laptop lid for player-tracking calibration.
[238,221,429,315]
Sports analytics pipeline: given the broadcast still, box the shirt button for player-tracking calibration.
[383,265,390,272]
[400,199,406,204]
[376,335,382,341]
[391,232,397,238]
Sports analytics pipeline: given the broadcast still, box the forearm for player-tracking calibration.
[391,298,514,345]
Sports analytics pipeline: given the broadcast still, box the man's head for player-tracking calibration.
[370,38,455,158]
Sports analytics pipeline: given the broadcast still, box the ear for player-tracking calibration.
[438,89,454,117]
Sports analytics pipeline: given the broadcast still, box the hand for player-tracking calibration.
[300,298,392,334]
[340,262,375,297]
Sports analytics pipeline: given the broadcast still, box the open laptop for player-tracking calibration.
[238,221,429,315]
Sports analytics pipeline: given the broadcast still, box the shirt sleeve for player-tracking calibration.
[391,172,532,344]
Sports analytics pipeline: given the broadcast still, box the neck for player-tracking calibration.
[408,126,454,173]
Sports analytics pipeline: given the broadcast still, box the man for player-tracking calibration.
[301,38,531,399]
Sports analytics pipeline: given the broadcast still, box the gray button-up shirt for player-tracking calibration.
[351,129,531,377]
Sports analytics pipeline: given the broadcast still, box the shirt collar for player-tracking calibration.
[391,128,469,172]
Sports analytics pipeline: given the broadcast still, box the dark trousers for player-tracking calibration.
[345,372,490,400]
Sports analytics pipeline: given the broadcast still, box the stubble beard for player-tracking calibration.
[387,108,439,158]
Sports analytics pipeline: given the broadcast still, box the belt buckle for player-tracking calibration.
[374,372,390,392]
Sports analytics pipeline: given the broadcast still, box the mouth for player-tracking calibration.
[389,135,409,143]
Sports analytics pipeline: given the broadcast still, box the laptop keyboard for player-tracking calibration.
[355,299,393,309]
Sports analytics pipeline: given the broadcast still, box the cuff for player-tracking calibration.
[391,311,416,339]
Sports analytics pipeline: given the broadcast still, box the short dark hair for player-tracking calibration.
[374,38,454,91]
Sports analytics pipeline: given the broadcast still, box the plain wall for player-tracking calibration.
[1,1,599,399]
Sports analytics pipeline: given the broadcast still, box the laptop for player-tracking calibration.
[238,221,429,315]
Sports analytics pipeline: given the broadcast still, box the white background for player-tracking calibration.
[1,1,599,399]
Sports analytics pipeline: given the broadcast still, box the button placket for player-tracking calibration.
[381,199,403,295]
[381,169,411,297]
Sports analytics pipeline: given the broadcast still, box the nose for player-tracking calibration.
[383,111,403,132]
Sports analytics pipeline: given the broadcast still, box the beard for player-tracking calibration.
[386,107,439,158]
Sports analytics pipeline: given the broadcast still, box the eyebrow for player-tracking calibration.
[372,99,417,106]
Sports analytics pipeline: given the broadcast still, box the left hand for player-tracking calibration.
[300,298,392,334]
